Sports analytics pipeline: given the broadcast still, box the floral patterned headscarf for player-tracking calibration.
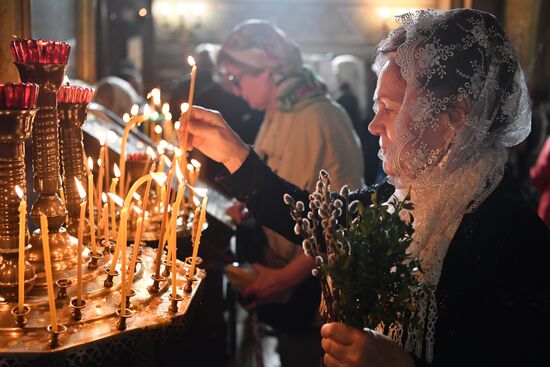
[220,20,327,112]
[373,9,531,363]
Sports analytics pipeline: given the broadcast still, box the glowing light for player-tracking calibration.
[175,162,184,184]
[131,104,139,116]
[157,145,165,155]
[377,7,391,19]
[15,185,24,199]
[150,88,161,105]
[123,113,130,123]
[87,157,93,171]
[114,163,121,178]
[162,103,170,115]
[138,8,148,17]
[151,171,168,186]
[191,159,201,169]
[146,146,156,160]
[133,192,141,201]
[102,192,108,203]
[180,102,189,114]
[154,125,163,134]
[188,56,196,67]
[108,193,124,207]
[75,178,87,199]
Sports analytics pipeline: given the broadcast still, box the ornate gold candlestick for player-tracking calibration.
[57,86,94,240]
[0,105,38,300]
[12,39,76,282]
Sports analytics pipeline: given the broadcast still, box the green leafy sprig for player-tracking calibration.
[284,170,420,331]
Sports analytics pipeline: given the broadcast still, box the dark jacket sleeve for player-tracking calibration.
[216,149,390,245]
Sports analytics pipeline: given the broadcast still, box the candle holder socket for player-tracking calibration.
[162,260,171,278]
[69,297,87,321]
[47,323,67,349]
[55,278,73,307]
[103,268,119,288]
[101,238,116,255]
[168,293,183,314]
[115,308,134,331]
[148,274,166,295]
[88,251,104,269]
[11,304,30,328]
[184,274,197,294]
[125,288,136,309]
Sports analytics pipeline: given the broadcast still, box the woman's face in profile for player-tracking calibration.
[223,63,274,111]
[369,57,457,180]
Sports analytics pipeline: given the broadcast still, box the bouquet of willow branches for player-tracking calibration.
[284,170,420,331]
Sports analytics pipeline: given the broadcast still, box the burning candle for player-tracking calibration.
[40,214,58,332]
[169,163,186,299]
[96,148,105,226]
[119,208,128,316]
[102,193,109,243]
[102,135,110,194]
[110,163,121,238]
[15,186,26,313]
[119,116,144,197]
[127,216,143,290]
[130,104,139,116]
[75,178,87,304]
[188,196,208,280]
[87,157,97,255]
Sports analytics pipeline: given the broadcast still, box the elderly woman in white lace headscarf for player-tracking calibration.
[180,9,550,367]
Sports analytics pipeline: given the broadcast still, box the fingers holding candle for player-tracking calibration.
[179,106,249,173]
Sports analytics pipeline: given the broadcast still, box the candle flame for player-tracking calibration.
[114,163,121,178]
[162,103,170,114]
[133,205,143,215]
[157,145,165,155]
[175,161,184,184]
[123,113,130,123]
[187,163,194,172]
[102,192,108,203]
[180,103,189,114]
[108,193,124,207]
[97,158,102,167]
[151,171,168,186]
[188,185,208,198]
[193,196,201,207]
[131,104,139,116]
[143,104,151,118]
[190,159,202,169]
[146,146,156,160]
[174,147,183,158]
[99,134,107,146]
[188,56,196,67]
[15,185,24,199]
[154,124,163,134]
[164,112,172,121]
[151,88,161,105]
[133,192,141,201]
[163,155,172,168]
[174,120,181,130]
[88,157,94,170]
[75,177,87,199]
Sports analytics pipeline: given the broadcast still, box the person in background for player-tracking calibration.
[92,76,142,118]
[167,43,264,188]
[181,9,550,367]
[217,19,364,365]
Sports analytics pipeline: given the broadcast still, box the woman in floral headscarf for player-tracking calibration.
[182,9,550,367]
[218,19,364,341]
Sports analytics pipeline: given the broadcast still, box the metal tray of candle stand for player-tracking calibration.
[0,246,205,362]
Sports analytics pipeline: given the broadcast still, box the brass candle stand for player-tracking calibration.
[57,86,94,241]
[14,60,77,283]
[0,108,38,300]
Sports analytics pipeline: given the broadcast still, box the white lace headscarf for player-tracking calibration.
[373,9,531,361]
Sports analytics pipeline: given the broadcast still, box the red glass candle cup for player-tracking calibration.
[57,85,94,104]
[10,39,70,65]
[2,83,39,109]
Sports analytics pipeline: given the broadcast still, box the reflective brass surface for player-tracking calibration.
[14,61,75,287]
[0,109,37,300]
[0,247,204,354]
[58,103,90,239]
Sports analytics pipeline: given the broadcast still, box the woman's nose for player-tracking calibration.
[368,114,384,136]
